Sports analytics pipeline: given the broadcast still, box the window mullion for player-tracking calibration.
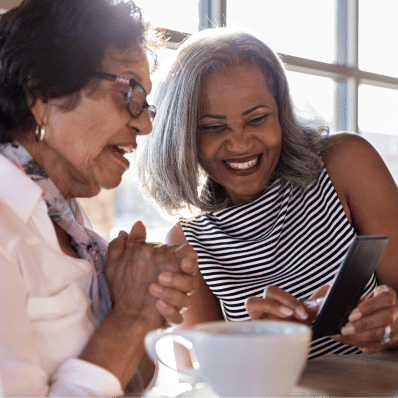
[199,0,226,30]
[336,0,359,134]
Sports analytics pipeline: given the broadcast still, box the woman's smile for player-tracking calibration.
[106,142,137,170]
[223,154,262,175]
[198,64,282,205]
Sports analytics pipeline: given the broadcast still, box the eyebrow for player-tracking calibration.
[122,72,142,84]
[121,71,153,94]
[200,105,269,120]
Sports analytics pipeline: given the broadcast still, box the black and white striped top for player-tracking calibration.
[181,166,377,359]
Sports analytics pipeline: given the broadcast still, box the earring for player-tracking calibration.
[35,125,45,142]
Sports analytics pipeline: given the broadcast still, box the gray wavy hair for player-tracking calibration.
[139,28,329,215]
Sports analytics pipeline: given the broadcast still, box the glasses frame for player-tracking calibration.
[92,72,156,121]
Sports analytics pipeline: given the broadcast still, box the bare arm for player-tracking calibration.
[165,223,224,374]
[165,223,224,329]
[321,132,398,352]
[322,133,398,290]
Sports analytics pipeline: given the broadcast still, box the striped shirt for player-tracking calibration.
[181,166,377,359]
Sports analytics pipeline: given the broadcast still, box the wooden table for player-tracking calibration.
[142,350,398,397]
[298,350,398,396]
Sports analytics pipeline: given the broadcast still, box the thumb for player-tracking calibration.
[311,284,330,299]
[108,230,128,264]
[129,221,147,243]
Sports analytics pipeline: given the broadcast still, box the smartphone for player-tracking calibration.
[311,235,389,340]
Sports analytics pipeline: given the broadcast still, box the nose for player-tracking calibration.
[225,124,253,153]
[128,108,153,136]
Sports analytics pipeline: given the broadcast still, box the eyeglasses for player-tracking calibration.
[92,72,156,121]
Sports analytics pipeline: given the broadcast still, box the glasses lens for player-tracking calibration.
[147,105,156,121]
[128,84,156,121]
[128,86,146,117]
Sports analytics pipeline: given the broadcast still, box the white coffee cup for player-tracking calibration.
[145,320,311,397]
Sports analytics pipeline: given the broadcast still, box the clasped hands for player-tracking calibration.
[246,284,398,354]
[106,221,198,329]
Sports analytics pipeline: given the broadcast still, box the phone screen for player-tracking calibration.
[311,235,389,340]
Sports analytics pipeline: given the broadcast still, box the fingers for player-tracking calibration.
[107,231,128,264]
[264,286,309,320]
[173,244,198,275]
[156,300,183,325]
[341,306,398,336]
[246,286,308,321]
[148,271,197,325]
[128,221,146,243]
[246,297,295,319]
[333,322,398,353]
[158,271,198,294]
[331,285,398,353]
[309,284,330,299]
[347,285,397,323]
[149,283,191,311]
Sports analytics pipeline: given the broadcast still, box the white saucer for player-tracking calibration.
[176,383,218,397]
[145,383,322,397]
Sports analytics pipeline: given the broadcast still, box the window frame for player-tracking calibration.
[165,0,398,135]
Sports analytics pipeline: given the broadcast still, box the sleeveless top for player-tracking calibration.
[180,166,377,359]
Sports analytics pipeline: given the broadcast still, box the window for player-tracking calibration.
[107,0,398,242]
[359,84,398,185]
[227,0,336,64]
[358,0,398,79]
[79,0,398,393]
[50,0,395,243]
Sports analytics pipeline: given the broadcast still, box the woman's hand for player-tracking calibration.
[332,285,398,353]
[106,221,198,328]
[245,285,328,326]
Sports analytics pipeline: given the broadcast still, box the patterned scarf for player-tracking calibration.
[0,140,113,324]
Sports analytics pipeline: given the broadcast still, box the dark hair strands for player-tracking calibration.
[0,0,148,143]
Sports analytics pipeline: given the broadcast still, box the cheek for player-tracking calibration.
[198,135,222,162]
[269,131,282,152]
[262,122,282,151]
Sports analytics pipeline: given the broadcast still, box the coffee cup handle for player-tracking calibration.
[145,329,204,383]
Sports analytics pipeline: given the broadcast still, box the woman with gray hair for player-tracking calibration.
[140,28,398,358]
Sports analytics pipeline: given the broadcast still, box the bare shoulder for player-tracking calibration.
[321,132,384,172]
[321,132,393,196]
[321,134,398,289]
[164,222,188,245]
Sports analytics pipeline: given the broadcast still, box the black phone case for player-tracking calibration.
[311,235,389,340]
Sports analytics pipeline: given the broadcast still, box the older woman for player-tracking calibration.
[0,0,198,396]
[140,28,398,359]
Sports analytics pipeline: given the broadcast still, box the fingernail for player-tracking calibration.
[360,347,373,354]
[341,325,355,335]
[303,297,323,309]
[280,307,294,317]
[159,272,173,284]
[295,307,308,320]
[157,300,168,310]
[118,231,123,237]
[181,258,193,271]
[349,309,362,322]
[149,284,163,295]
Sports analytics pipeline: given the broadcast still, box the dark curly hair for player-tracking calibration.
[0,0,148,143]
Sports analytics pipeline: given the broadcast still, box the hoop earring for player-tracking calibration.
[35,125,45,142]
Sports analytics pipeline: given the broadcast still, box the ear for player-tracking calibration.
[29,96,50,127]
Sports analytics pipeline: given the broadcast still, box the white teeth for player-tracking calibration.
[116,145,134,154]
[225,156,259,170]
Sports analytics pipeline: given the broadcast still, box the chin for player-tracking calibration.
[98,175,123,191]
